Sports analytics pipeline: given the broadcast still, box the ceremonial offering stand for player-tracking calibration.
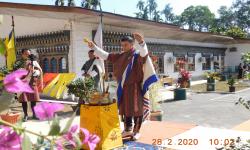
[80,102,123,149]
[79,75,123,149]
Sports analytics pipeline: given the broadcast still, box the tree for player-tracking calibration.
[67,0,75,6]
[241,52,250,64]
[55,0,75,6]
[162,4,174,23]
[180,5,215,31]
[147,0,157,20]
[180,6,196,30]
[153,10,162,22]
[135,0,149,19]
[194,6,215,31]
[225,26,247,38]
[232,0,250,31]
[55,0,65,6]
[81,0,100,10]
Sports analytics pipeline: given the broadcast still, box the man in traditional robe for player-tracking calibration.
[81,50,104,91]
[87,33,150,140]
[15,49,43,121]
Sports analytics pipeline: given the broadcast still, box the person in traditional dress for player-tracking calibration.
[16,49,43,121]
[81,50,105,91]
[87,33,152,140]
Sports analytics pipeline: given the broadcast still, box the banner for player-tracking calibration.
[80,103,123,149]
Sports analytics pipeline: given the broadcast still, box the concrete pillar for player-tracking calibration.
[164,52,174,75]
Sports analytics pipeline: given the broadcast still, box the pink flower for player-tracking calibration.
[34,102,64,120]
[56,125,79,150]
[80,128,100,150]
[3,69,33,93]
[0,126,22,150]
[62,125,78,147]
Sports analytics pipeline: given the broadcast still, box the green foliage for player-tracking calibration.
[22,133,32,150]
[241,52,250,64]
[162,4,174,23]
[67,77,95,103]
[205,71,221,80]
[61,111,76,134]
[180,5,215,31]
[48,115,61,136]
[227,77,236,87]
[0,66,9,77]
[135,0,163,21]
[55,0,75,6]
[225,26,247,38]
[81,0,100,9]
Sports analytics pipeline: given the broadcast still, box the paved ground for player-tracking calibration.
[161,88,250,129]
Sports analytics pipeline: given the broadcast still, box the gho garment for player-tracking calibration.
[81,57,105,91]
[93,42,158,120]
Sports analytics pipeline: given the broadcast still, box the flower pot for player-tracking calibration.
[207,78,215,83]
[150,110,163,121]
[180,81,189,88]
[0,112,21,124]
[207,83,215,91]
[174,88,186,100]
[229,86,236,92]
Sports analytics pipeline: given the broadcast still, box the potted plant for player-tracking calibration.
[227,77,236,92]
[177,69,191,88]
[67,77,96,114]
[205,71,220,83]
[205,71,220,91]
[149,81,163,121]
[174,69,191,100]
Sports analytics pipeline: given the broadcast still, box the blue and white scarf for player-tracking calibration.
[117,50,158,120]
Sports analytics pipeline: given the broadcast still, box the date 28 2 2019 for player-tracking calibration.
[152,138,235,146]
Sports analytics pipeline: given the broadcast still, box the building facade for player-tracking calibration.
[0,2,249,80]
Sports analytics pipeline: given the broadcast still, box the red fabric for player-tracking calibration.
[38,73,59,92]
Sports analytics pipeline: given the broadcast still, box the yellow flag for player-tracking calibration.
[6,31,16,70]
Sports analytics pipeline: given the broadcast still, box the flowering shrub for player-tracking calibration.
[0,102,100,150]
[177,69,191,88]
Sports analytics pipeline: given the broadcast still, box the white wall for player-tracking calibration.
[163,52,219,80]
[71,22,94,77]
[225,44,250,67]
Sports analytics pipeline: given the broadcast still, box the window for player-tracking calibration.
[51,58,57,73]
[174,55,186,72]
[158,57,164,73]
[42,58,50,73]
[187,54,195,71]
[59,57,67,73]
[202,55,211,70]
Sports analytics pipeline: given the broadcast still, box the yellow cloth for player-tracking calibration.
[5,32,16,70]
[42,73,76,99]
[80,103,123,150]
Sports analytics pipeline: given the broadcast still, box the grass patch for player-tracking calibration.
[190,81,250,93]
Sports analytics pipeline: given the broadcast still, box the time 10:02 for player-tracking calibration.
[209,139,235,146]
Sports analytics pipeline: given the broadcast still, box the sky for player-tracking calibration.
[0,0,234,17]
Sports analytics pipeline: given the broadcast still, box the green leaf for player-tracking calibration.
[22,133,32,150]
[61,111,76,134]
[48,115,61,136]
[73,134,82,149]
[36,132,44,145]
